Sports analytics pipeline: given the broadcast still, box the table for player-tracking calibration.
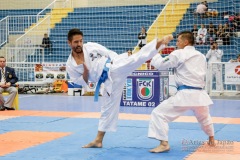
[18,81,51,94]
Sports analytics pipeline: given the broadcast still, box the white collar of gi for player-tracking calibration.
[184,46,195,50]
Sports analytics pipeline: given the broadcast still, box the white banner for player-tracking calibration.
[34,63,67,81]
[225,63,240,84]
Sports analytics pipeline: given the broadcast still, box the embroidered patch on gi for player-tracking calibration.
[89,52,102,61]
[163,57,169,63]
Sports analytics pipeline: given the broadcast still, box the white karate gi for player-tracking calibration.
[148,46,214,141]
[66,39,165,132]
[205,48,223,93]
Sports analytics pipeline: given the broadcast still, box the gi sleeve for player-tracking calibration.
[150,51,179,70]
[216,50,223,59]
[87,42,118,60]
[66,61,88,87]
[205,49,212,59]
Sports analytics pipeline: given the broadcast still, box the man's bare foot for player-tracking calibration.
[149,144,170,153]
[156,34,174,49]
[208,136,215,147]
[82,141,102,148]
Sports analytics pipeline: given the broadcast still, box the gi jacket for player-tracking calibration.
[66,42,118,93]
[151,46,213,107]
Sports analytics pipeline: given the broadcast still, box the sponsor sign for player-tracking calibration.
[225,63,240,84]
[121,70,169,107]
[34,63,67,81]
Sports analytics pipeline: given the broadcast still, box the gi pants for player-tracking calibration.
[148,96,214,141]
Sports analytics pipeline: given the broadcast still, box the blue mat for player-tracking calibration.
[2,115,237,160]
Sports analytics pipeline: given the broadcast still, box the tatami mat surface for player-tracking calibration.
[0,94,239,160]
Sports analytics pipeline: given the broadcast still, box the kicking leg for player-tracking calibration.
[111,34,173,75]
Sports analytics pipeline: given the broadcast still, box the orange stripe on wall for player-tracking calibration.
[0,131,71,156]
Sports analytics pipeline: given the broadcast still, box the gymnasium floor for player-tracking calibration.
[0,94,240,160]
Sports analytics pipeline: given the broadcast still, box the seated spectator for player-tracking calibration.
[0,56,18,111]
[191,24,198,41]
[216,24,224,43]
[40,33,52,55]
[203,1,208,10]
[232,13,240,35]
[223,23,233,45]
[223,12,230,23]
[196,24,208,44]
[195,2,207,18]
[207,22,217,44]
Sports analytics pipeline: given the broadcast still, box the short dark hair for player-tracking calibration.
[237,54,240,58]
[68,28,83,41]
[0,56,5,60]
[178,31,195,45]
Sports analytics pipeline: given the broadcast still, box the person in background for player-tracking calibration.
[41,33,52,55]
[232,13,240,33]
[196,24,208,44]
[207,22,216,44]
[127,50,133,56]
[222,23,232,45]
[203,1,208,11]
[191,24,198,41]
[138,27,147,49]
[206,42,224,94]
[195,2,207,18]
[0,56,18,111]
[148,31,215,153]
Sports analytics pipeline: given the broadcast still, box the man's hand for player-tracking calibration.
[0,82,10,88]
[156,34,174,49]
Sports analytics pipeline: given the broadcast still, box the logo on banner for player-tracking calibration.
[235,65,240,75]
[137,78,154,101]
[88,82,96,89]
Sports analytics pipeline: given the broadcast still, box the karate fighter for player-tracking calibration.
[148,31,215,153]
[66,28,173,148]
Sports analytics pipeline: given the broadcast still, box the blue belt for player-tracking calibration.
[177,85,202,91]
[94,58,111,102]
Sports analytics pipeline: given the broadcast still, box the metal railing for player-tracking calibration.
[7,62,36,82]
[1,0,72,55]
[6,47,44,63]
[0,17,8,48]
[15,15,51,47]
[207,62,240,96]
